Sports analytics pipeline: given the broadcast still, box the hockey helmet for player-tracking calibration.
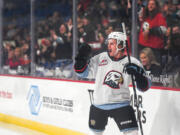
[107,32,127,51]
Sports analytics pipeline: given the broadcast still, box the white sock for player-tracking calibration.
[89,129,104,135]
[123,129,138,135]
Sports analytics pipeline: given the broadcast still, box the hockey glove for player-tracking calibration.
[124,63,149,91]
[74,44,92,73]
[124,63,144,76]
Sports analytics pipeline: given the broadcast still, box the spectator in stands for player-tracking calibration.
[3,42,14,65]
[78,25,85,45]
[163,25,180,74]
[50,26,73,78]
[48,11,64,32]
[119,0,132,24]
[51,24,72,60]
[5,24,17,40]
[81,15,96,43]
[138,0,167,64]
[96,1,109,19]
[105,25,114,36]
[6,47,24,69]
[92,32,107,56]
[77,0,92,17]
[161,1,180,27]
[36,38,55,69]
[21,42,30,58]
[139,47,162,77]
[169,28,180,65]
[98,32,106,52]
[5,49,14,67]
[38,38,56,69]
[36,20,50,38]
[65,18,73,33]
[21,42,31,72]
[101,17,109,33]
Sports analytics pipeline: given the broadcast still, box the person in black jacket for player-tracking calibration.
[139,47,162,77]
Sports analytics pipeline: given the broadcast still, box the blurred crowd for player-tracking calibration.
[1,0,180,87]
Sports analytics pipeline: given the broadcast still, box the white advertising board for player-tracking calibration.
[0,75,180,135]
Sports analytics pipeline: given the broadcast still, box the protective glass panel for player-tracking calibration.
[1,0,180,88]
[2,0,31,75]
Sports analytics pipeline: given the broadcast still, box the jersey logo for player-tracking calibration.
[103,70,124,89]
[99,59,108,66]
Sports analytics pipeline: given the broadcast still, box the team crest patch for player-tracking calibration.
[99,59,108,66]
[103,70,124,88]
[90,119,96,126]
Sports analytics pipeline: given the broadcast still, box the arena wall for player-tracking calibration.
[0,75,179,135]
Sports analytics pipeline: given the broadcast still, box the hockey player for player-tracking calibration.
[74,32,151,135]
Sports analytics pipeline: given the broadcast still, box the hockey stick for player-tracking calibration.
[88,89,94,105]
[122,22,144,135]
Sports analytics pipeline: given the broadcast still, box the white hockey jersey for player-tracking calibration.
[84,52,145,105]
